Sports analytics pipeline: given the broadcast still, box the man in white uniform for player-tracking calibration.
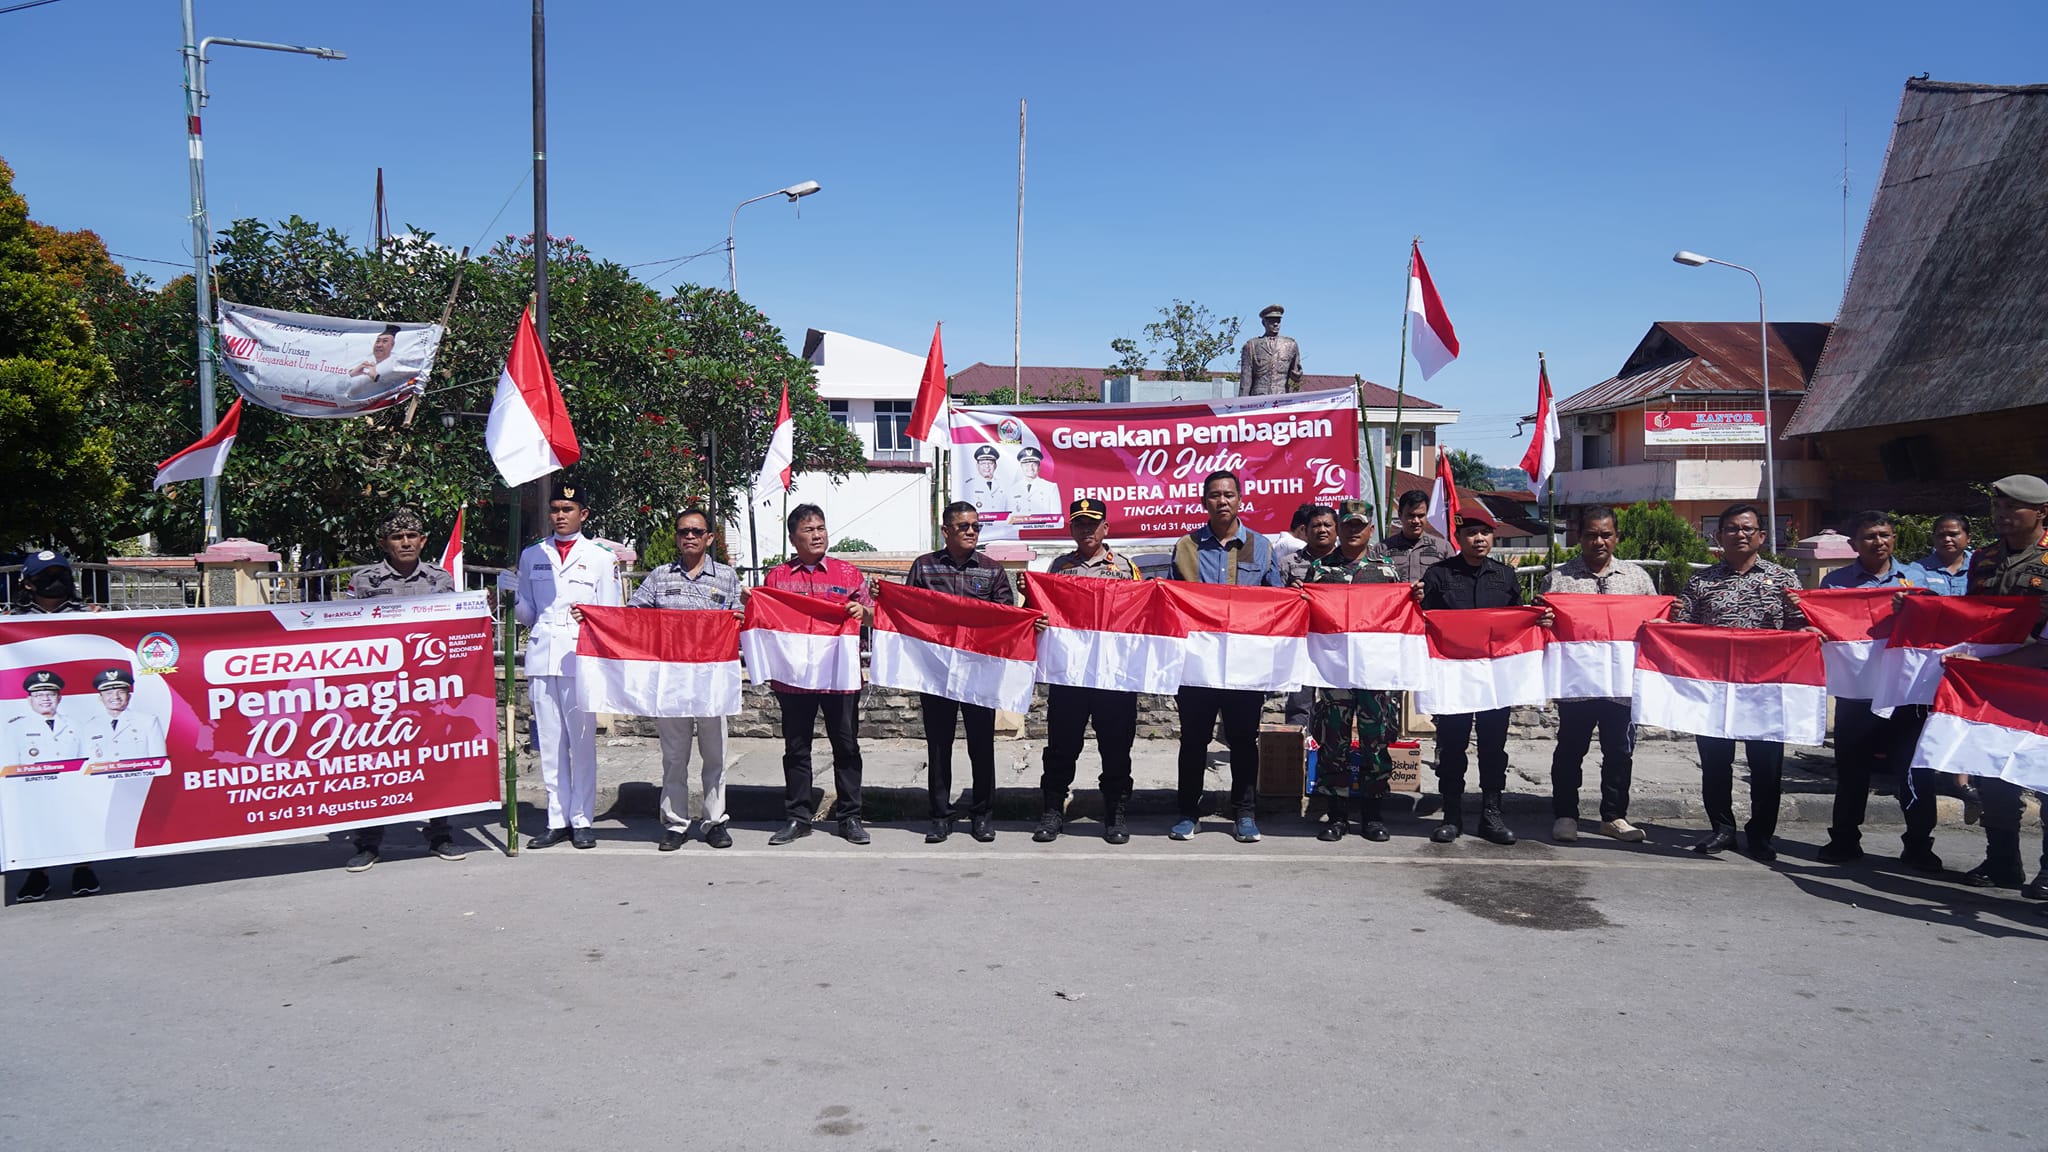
[6,669,80,767]
[81,668,165,762]
[964,445,1007,515]
[1009,447,1061,518]
[514,478,620,849]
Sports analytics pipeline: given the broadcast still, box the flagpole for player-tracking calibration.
[1539,351,1556,574]
[1356,375,1383,523]
[500,491,521,855]
[1387,235,1417,539]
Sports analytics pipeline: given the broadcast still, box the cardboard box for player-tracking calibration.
[1256,724,1306,797]
[1387,740,1424,793]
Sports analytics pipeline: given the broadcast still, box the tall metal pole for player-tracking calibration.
[531,0,548,347]
[1014,99,1025,406]
[181,0,220,543]
[1386,237,1417,539]
[1755,276,1775,550]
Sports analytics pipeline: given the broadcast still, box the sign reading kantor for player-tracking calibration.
[1643,410,1768,446]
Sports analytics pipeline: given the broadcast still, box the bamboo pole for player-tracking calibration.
[1386,236,1417,538]
[1356,374,1383,523]
[500,493,521,855]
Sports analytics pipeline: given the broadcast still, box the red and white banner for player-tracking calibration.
[753,383,795,501]
[154,397,243,491]
[486,304,581,486]
[1643,410,1768,446]
[217,300,443,418]
[0,594,499,871]
[440,507,466,588]
[1406,242,1461,381]
[575,606,741,718]
[1159,583,1314,692]
[1023,573,1186,695]
[1425,447,1460,541]
[1631,623,1826,744]
[1910,658,2048,792]
[1798,587,1915,700]
[1870,595,2036,717]
[739,586,863,692]
[1417,608,1548,714]
[948,390,1359,542]
[1304,584,1427,691]
[869,582,1039,712]
[1542,593,1676,700]
[1519,361,1558,491]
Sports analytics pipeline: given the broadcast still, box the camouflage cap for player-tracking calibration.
[1336,499,1374,523]
[377,507,427,538]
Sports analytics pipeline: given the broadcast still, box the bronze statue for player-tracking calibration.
[1238,304,1302,396]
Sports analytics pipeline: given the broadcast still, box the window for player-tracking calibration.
[827,399,849,429]
[1578,433,1611,470]
[1399,432,1417,471]
[874,399,913,459]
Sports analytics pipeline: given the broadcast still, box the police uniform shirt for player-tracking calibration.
[1967,529,2048,637]
[1009,478,1061,517]
[347,559,457,599]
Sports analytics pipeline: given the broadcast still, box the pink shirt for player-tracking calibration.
[762,557,873,694]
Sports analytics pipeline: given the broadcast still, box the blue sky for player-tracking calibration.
[6,0,2044,470]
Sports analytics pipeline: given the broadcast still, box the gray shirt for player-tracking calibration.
[347,559,456,599]
[629,558,743,612]
[1543,556,1660,597]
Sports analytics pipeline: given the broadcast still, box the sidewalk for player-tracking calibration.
[514,733,2036,831]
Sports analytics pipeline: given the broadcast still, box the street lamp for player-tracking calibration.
[727,181,821,296]
[1672,249,1778,549]
[182,0,345,543]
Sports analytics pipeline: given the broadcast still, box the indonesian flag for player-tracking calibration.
[1417,607,1548,715]
[1519,360,1558,490]
[869,581,1039,713]
[575,605,742,718]
[1159,583,1314,692]
[1871,595,2036,717]
[439,507,465,587]
[906,322,947,443]
[1631,623,1826,744]
[740,586,862,691]
[753,383,795,501]
[1426,448,1460,541]
[1797,587,1915,700]
[1406,242,1460,380]
[485,305,580,486]
[1304,584,1427,691]
[1910,658,2048,791]
[1543,592,1677,700]
[154,397,243,490]
[1024,573,1186,695]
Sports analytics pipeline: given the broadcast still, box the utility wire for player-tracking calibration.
[108,251,194,271]
[0,0,71,16]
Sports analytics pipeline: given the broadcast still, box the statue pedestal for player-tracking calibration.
[195,538,281,607]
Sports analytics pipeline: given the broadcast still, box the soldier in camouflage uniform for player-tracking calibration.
[1302,500,1404,842]
[1959,475,2048,895]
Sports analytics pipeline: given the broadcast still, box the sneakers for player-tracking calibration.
[1169,817,1198,841]
[428,838,467,861]
[1233,816,1261,844]
[345,849,379,873]
[16,869,50,901]
[70,865,99,896]
[1552,817,1579,843]
[1816,839,1865,865]
[1032,810,1063,843]
[1596,818,1647,843]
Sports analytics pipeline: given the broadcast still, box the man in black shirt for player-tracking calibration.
[1419,511,1543,845]
[904,501,1016,843]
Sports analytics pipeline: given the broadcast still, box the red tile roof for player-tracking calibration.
[1556,321,1830,415]
[946,363,1440,409]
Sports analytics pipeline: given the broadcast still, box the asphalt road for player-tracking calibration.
[3,817,2044,1152]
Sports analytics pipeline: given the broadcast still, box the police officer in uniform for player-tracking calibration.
[342,507,466,870]
[1009,447,1061,517]
[515,478,621,850]
[1960,474,2048,894]
[5,670,93,901]
[965,445,1007,514]
[82,668,166,762]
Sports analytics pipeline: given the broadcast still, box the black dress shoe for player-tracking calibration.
[1743,837,1777,864]
[768,821,811,845]
[970,815,995,843]
[1690,828,1737,855]
[1816,839,1863,864]
[1429,821,1461,844]
[2021,874,2048,901]
[527,827,572,850]
[839,817,871,845]
[704,822,733,850]
[1961,862,2024,889]
[571,828,597,849]
[1316,818,1346,842]
[1032,811,1062,843]
[925,819,952,844]
[1899,847,1945,874]
[1360,820,1391,842]
[658,829,687,852]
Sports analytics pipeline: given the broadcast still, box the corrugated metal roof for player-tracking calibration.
[946,362,1439,409]
[1557,321,1829,415]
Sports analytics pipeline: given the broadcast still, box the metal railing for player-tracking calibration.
[0,562,204,612]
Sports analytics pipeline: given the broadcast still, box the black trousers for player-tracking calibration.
[1696,736,1783,841]
[1176,686,1262,819]
[1434,708,1511,796]
[776,690,863,823]
[354,815,451,851]
[921,693,996,819]
[1829,700,1938,851]
[1551,699,1634,821]
[1040,685,1138,809]
[1977,779,2048,873]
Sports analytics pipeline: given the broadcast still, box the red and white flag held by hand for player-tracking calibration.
[1797,587,1917,700]
[1417,607,1548,715]
[906,322,948,443]
[1631,623,1826,744]
[1303,584,1427,691]
[485,305,580,486]
[1159,583,1316,692]
[753,383,795,503]
[1910,658,2048,792]
[575,605,742,718]
[1406,241,1460,380]
[1519,359,1558,490]
[1871,595,2036,717]
[740,586,862,691]
[1425,447,1461,542]
[154,397,243,490]
[1542,592,1676,701]
[1024,573,1186,695]
[439,507,465,587]
[868,582,1040,713]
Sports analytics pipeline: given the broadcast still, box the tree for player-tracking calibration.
[1105,337,1147,378]
[1446,449,1495,492]
[951,370,1094,407]
[1614,500,1714,594]
[1129,299,1240,381]
[0,157,124,553]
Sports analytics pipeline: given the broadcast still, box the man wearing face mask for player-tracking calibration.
[10,551,90,614]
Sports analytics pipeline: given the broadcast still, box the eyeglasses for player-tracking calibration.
[1720,526,1762,536]
[675,528,708,538]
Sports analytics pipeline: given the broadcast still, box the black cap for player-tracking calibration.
[549,477,588,507]
[22,550,70,578]
[93,668,135,692]
[973,445,999,462]
[24,669,63,694]
[1068,498,1107,521]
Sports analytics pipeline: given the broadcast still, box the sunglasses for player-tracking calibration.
[675,527,709,538]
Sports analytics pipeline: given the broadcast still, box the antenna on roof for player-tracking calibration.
[1839,108,1852,299]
